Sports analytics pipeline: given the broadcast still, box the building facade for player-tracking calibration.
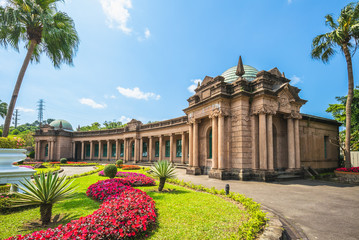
[34,57,340,180]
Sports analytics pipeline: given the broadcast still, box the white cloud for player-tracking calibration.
[79,98,107,109]
[188,79,202,93]
[118,115,132,123]
[117,86,160,100]
[104,94,117,99]
[138,28,151,41]
[288,0,293,4]
[290,75,302,85]
[17,107,35,113]
[99,0,132,34]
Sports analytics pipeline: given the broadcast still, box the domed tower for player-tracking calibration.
[49,119,74,131]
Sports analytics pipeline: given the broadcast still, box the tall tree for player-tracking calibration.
[0,100,7,119]
[311,2,359,168]
[0,0,79,137]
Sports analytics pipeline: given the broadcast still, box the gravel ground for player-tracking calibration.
[59,166,97,177]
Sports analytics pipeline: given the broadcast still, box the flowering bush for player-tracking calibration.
[0,137,25,149]
[7,174,157,239]
[17,165,34,170]
[122,165,141,170]
[48,161,88,164]
[336,167,359,172]
[98,170,146,178]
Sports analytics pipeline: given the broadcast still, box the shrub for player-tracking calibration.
[98,170,146,178]
[122,165,141,170]
[0,184,10,194]
[104,164,117,178]
[60,158,67,164]
[116,159,123,168]
[151,160,176,191]
[11,129,19,135]
[28,151,35,159]
[0,137,25,149]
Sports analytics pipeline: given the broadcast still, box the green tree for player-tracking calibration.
[151,160,176,192]
[311,2,359,168]
[0,0,79,137]
[0,100,7,119]
[13,171,76,225]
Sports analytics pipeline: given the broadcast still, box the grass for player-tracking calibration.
[35,166,60,174]
[0,169,250,239]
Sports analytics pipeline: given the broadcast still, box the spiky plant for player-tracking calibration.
[12,171,77,225]
[151,160,176,192]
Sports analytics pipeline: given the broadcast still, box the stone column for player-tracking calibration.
[149,137,153,162]
[251,115,259,170]
[98,141,102,161]
[170,134,174,163]
[37,141,41,160]
[81,141,85,161]
[49,141,54,161]
[90,141,93,161]
[72,141,76,160]
[134,138,138,163]
[181,133,186,164]
[259,113,267,170]
[294,119,301,169]
[287,118,295,169]
[212,116,218,169]
[159,135,163,161]
[267,114,274,170]
[107,140,110,161]
[193,121,199,167]
[218,114,225,169]
[34,141,38,160]
[140,138,143,162]
[189,124,193,167]
[124,139,128,162]
[116,139,119,160]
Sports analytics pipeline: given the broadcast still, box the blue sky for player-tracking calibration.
[0,0,357,128]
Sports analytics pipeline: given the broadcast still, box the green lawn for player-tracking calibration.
[0,170,248,239]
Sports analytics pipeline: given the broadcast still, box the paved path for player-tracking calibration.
[59,166,97,177]
[175,169,359,240]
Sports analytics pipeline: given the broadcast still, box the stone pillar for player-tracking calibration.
[134,138,138,163]
[170,134,174,163]
[193,121,199,167]
[98,141,102,161]
[251,115,259,170]
[81,141,85,161]
[287,118,295,169]
[140,138,143,162]
[149,137,153,162]
[267,114,274,170]
[90,141,93,161]
[189,124,193,167]
[37,141,41,160]
[218,114,225,170]
[212,116,218,169]
[259,113,267,170]
[49,141,54,161]
[294,119,301,169]
[116,139,119,160]
[107,141,110,161]
[181,133,186,164]
[159,135,163,161]
[72,141,76,160]
[124,139,128,162]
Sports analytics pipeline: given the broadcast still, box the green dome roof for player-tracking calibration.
[221,65,259,83]
[49,119,73,131]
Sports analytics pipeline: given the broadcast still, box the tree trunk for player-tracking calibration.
[2,40,37,137]
[158,177,166,192]
[40,203,53,225]
[342,44,354,168]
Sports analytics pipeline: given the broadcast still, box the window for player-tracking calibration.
[103,143,107,157]
[94,144,99,157]
[120,143,124,157]
[45,144,48,157]
[143,142,148,157]
[324,136,329,159]
[132,142,135,157]
[208,129,212,159]
[155,141,159,157]
[111,143,116,157]
[85,144,90,157]
[176,139,182,157]
[165,140,170,157]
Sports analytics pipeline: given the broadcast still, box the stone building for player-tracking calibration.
[34,57,340,181]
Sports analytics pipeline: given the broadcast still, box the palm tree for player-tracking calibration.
[151,160,176,191]
[13,171,76,225]
[311,2,359,168]
[0,100,7,119]
[0,0,79,137]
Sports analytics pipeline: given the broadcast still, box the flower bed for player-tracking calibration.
[122,165,141,170]
[336,167,359,172]
[98,170,146,178]
[7,174,156,239]
[334,168,359,183]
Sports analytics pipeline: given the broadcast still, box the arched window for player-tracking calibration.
[208,129,212,159]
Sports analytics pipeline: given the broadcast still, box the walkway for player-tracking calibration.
[175,169,359,240]
[59,166,96,177]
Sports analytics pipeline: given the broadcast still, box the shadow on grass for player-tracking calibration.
[58,192,99,211]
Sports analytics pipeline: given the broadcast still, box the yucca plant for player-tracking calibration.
[12,171,77,225]
[151,160,176,192]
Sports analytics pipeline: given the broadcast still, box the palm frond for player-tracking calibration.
[151,160,177,179]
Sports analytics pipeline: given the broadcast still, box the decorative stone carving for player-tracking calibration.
[251,104,277,115]
[284,111,302,119]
